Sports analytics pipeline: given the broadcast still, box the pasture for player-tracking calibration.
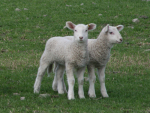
[0,0,150,112]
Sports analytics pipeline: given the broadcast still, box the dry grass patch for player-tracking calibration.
[0,51,42,71]
[108,52,150,68]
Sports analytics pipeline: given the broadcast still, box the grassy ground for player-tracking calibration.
[0,0,150,112]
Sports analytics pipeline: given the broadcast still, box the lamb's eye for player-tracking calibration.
[109,32,113,34]
[85,30,88,32]
[75,30,77,32]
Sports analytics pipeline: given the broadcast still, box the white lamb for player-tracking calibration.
[34,21,96,100]
[51,24,124,98]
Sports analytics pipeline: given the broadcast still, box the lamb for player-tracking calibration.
[34,21,96,100]
[51,24,124,98]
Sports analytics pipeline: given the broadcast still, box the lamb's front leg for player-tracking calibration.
[97,66,109,97]
[66,64,75,100]
[87,65,96,98]
[77,67,85,99]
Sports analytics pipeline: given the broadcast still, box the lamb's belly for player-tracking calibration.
[56,61,65,65]
[76,59,88,68]
[54,57,65,65]
[92,62,101,68]
[90,60,107,68]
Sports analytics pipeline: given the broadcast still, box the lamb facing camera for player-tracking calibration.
[34,21,96,100]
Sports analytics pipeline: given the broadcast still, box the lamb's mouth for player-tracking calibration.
[79,39,84,42]
[116,41,122,43]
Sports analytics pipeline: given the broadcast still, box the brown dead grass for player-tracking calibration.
[108,52,150,69]
[0,51,41,71]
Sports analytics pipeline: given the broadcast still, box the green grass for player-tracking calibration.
[0,0,150,112]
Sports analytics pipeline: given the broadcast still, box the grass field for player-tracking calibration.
[0,0,150,112]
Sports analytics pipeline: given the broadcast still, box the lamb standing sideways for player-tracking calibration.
[51,24,124,98]
[34,21,96,100]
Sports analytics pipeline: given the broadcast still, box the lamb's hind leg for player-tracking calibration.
[52,63,67,93]
[87,65,96,98]
[52,63,59,91]
[34,54,51,93]
[52,75,58,91]
[97,66,109,97]
[77,67,85,99]
[56,65,67,94]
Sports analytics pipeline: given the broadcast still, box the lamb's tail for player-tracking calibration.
[47,64,53,77]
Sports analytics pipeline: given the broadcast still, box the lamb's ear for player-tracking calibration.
[105,24,109,33]
[66,21,76,30]
[88,23,96,31]
[116,25,124,32]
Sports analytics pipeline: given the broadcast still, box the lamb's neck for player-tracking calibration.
[90,34,113,60]
[69,40,88,61]
[72,40,88,50]
[96,34,114,51]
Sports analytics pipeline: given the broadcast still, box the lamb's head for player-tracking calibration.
[66,21,96,43]
[102,24,124,44]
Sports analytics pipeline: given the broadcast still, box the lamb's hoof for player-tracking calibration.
[52,86,58,91]
[79,95,85,99]
[78,93,85,99]
[68,95,75,100]
[58,90,65,94]
[103,94,109,98]
[68,97,75,100]
[102,93,109,98]
[89,93,96,98]
[34,89,40,94]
